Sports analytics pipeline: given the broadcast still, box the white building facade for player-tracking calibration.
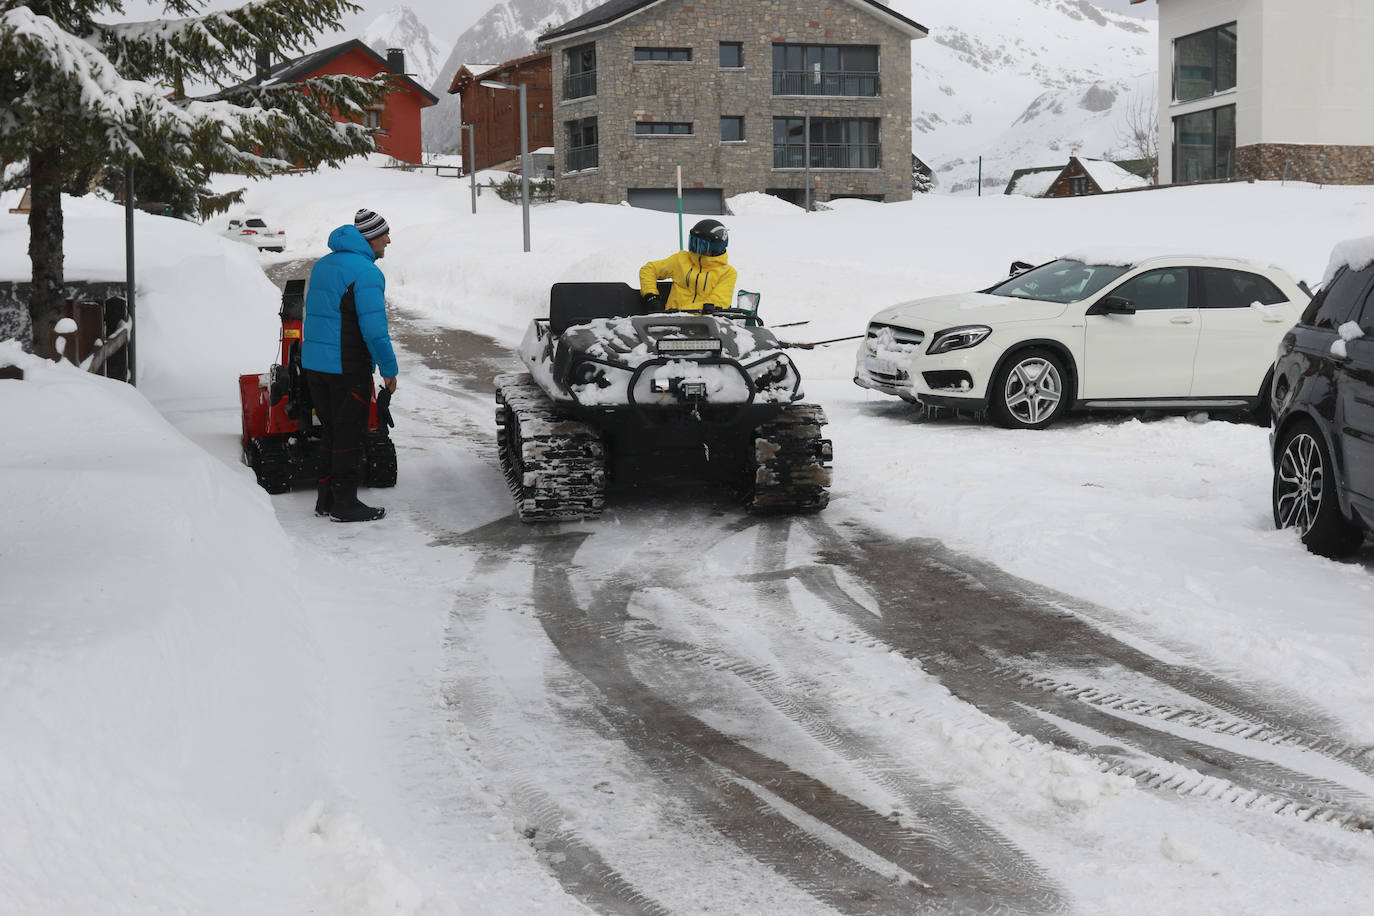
[1139,0,1374,184]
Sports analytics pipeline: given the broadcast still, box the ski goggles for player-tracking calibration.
[688,235,728,256]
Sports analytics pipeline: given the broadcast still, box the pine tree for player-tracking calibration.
[0,0,392,352]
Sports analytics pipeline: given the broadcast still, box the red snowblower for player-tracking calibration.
[238,279,397,494]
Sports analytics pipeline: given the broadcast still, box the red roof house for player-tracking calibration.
[252,40,439,164]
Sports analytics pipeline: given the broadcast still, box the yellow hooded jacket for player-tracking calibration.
[638,250,737,312]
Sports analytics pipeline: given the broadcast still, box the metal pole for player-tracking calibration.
[518,82,530,252]
[803,113,811,212]
[123,163,136,385]
[978,156,982,196]
[464,124,476,214]
[676,165,683,249]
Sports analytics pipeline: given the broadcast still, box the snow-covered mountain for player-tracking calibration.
[893,0,1156,192]
[362,5,444,94]
[423,0,599,154]
[420,0,1157,191]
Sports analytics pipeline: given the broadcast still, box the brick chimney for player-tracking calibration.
[386,48,405,74]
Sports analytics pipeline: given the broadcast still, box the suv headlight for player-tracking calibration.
[927,325,991,355]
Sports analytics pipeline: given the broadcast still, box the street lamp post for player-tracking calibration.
[480,79,530,252]
[462,123,476,214]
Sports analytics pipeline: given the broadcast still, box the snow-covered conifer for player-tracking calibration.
[0,0,391,350]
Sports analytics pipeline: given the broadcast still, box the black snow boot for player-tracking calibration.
[329,483,385,523]
[314,480,332,518]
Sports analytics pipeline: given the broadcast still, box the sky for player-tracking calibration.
[2,158,1372,915]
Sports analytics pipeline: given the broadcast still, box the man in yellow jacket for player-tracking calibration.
[639,219,737,312]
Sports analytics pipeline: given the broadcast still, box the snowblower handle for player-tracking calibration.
[376,386,395,429]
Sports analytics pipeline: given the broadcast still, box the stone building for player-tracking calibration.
[535,0,927,213]
[1132,0,1374,185]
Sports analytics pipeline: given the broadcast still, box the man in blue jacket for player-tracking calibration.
[302,208,399,522]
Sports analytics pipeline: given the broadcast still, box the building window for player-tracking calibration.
[1173,104,1235,182]
[1068,175,1089,196]
[720,42,743,68]
[565,43,596,99]
[721,116,744,142]
[566,117,598,171]
[1174,23,1236,102]
[635,47,691,62]
[635,122,692,136]
[772,44,879,96]
[772,117,880,169]
[363,108,382,130]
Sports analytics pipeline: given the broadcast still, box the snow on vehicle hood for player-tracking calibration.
[871,292,1069,328]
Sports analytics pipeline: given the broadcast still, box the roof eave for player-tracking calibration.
[537,0,927,47]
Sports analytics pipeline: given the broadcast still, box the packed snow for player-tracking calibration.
[3,161,1374,914]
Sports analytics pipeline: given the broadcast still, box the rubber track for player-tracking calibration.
[495,373,606,522]
[748,402,833,513]
[250,437,293,494]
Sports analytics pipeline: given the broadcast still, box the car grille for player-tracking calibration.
[866,323,925,350]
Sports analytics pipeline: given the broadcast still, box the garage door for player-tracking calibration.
[626,188,724,215]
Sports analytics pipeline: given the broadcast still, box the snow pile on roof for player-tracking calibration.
[1080,158,1148,192]
[1005,169,1060,198]
[1323,234,1374,284]
[726,191,804,215]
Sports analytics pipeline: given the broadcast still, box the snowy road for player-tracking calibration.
[259,262,1374,913]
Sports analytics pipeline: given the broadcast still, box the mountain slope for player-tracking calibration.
[362,5,444,96]
[422,0,600,154]
[421,0,1157,191]
[893,0,1156,192]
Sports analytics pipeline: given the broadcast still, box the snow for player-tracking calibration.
[1079,157,1148,192]
[1005,168,1059,198]
[4,161,1374,914]
[1323,233,1374,282]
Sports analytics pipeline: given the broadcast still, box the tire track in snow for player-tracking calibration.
[524,518,1066,915]
[781,519,1374,833]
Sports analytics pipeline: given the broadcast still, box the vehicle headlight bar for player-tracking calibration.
[656,336,723,354]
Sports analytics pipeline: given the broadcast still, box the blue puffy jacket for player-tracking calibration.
[301,225,399,378]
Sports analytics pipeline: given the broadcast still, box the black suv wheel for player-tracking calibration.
[1269,253,1374,557]
[1272,422,1364,558]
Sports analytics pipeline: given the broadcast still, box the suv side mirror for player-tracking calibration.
[1088,296,1136,316]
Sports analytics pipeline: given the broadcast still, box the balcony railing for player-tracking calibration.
[772,69,879,97]
[564,69,596,100]
[773,142,880,170]
[567,145,598,172]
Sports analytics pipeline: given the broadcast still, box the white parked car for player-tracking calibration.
[854,254,1310,429]
[221,216,286,252]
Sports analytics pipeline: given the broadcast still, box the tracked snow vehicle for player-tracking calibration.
[495,282,832,521]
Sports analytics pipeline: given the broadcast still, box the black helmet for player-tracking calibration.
[688,219,728,256]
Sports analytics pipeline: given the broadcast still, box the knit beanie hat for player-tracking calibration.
[354,208,390,240]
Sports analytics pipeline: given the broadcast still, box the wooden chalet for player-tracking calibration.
[449,53,553,175]
[1006,156,1149,197]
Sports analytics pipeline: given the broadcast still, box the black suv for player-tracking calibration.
[1270,252,1374,557]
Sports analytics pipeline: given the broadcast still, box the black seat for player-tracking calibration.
[549,282,651,334]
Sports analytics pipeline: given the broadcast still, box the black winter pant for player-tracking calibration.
[306,369,373,489]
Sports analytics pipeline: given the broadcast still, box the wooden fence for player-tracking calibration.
[0,282,133,383]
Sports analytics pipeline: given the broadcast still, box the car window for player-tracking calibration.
[987,259,1130,304]
[246,218,267,228]
[1109,267,1190,311]
[1301,265,1374,328]
[1198,268,1287,308]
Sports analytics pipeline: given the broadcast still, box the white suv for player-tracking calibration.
[854,254,1309,429]
[221,216,286,252]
